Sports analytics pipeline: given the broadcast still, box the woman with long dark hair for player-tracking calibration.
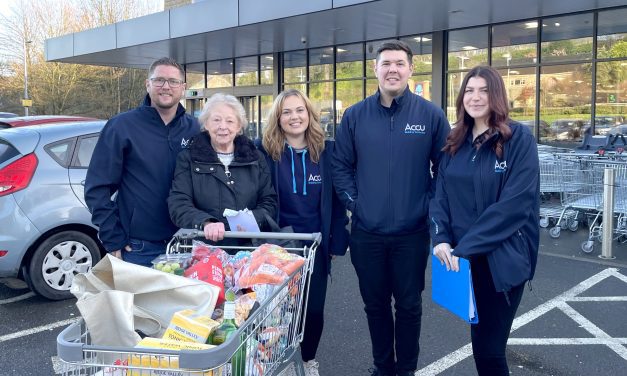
[429,65,540,375]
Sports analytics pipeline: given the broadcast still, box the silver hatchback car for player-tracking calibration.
[0,120,106,300]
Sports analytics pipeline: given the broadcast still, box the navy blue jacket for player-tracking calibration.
[85,95,200,252]
[333,87,450,235]
[429,122,540,292]
[256,140,349,274]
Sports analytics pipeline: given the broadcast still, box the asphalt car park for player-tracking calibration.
[1,227,626,375]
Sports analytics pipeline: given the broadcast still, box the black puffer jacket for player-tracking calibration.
[168,132,277,231]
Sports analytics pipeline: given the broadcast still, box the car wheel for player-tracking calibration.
[25,231,100,300]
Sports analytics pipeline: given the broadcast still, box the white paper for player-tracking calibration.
[222,208,260,232]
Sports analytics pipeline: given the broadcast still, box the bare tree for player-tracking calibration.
[0,0,162,117]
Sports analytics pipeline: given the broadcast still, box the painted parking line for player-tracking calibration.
[0,318,78,343]
[417,268,627,375]
[0,292,35,305]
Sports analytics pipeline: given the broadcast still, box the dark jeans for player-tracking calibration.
[123,238,167,267]
[300,245,328,362]
[470,255,525,376]
[349,229,430,375]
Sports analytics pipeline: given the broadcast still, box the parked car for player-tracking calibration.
[0,115,98,129]
[550,119,585,141]
[0,112,18,118]
[0,120,106,300]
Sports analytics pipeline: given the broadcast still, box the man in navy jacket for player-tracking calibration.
[333,41,450,376]
[85,57,200,266]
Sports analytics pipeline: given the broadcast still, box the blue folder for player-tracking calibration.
[431,255,479,324]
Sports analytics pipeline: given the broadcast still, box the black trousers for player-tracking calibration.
[349,229,430,375]
[470,255,525,376]
[300,245,328,361]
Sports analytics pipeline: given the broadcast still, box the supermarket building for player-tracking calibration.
[45,0,627,146]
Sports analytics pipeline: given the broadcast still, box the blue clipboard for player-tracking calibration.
[431,255,479,324]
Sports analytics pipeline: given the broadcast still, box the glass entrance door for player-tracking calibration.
[238,96,258,139]
[238,95,274,140]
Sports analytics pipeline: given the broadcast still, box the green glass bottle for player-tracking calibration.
[209,291,245,376]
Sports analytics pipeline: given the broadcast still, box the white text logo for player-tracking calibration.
[494,160,508,173]
[181,138,190,148]
[308,174,322,184]
[404,123,426,134]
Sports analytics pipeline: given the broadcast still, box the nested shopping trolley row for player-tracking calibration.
[539,151,627,254]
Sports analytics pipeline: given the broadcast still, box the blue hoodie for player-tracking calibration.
[85,94,200,252]
[429,122,540,292]
[333,87,450,235]
[256,140,349,275]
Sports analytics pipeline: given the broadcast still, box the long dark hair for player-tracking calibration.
[443,65,512,158]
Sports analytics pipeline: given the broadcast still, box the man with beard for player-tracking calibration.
[85,57,199,266]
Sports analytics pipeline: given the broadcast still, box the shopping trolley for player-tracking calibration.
[56,230,322,376]
[539,153,579,234]
[580,160,627,253]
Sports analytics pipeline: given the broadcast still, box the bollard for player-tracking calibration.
[600,168,616,260]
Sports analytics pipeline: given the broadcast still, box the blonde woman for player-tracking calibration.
[256,89,349,376]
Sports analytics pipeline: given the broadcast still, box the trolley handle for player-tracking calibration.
[172,229,322,243]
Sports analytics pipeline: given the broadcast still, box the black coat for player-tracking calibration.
[168,132,277,232]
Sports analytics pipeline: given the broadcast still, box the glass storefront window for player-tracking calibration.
[366,78,378,95]
[235,56,258,86]
[260,54,274,85]
[448,27,489,70]
[283,83,306,92]
[309,82,334,137]
[336,80,364,133]
[539,64,591,145]
[541,13,593,63]
[337,43,364,80]
[260,95,273,133]
[492,22,538,67]
[309,47,334,81]
[366,39,396,77]
[446,72,464,124]
[400,35,433,74]
[597,8,627,59]
[409,74,432,101]
[595,61,626,135]
[185,62,205,89]
[207,60,233,88]
[496,66,537,130]
[284,50,307,83]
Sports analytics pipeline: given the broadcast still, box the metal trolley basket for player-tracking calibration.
[57,230,322,376]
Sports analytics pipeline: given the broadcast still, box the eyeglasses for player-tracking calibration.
[149,77,184,88]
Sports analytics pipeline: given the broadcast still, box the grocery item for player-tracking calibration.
[235,245,304,289]
[184,254,225,305]
[129,337,214,376]
[162,309,220,344]
[152,253,191,276]
[208,290,245,376]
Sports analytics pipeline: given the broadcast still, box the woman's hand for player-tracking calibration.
[433,242,460,272]
[203,222,225,242]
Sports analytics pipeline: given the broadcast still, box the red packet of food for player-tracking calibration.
[184,254,225,305]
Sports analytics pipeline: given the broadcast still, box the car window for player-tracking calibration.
[45,139,75,168]
[72,135,99,168]
[0,140,20,164]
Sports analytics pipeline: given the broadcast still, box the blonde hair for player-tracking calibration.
[262,89,325,162]
[198,93,247,134]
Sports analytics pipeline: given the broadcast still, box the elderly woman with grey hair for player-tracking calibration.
[168,93,277,242]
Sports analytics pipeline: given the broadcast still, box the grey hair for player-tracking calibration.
[198,93,247,134]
